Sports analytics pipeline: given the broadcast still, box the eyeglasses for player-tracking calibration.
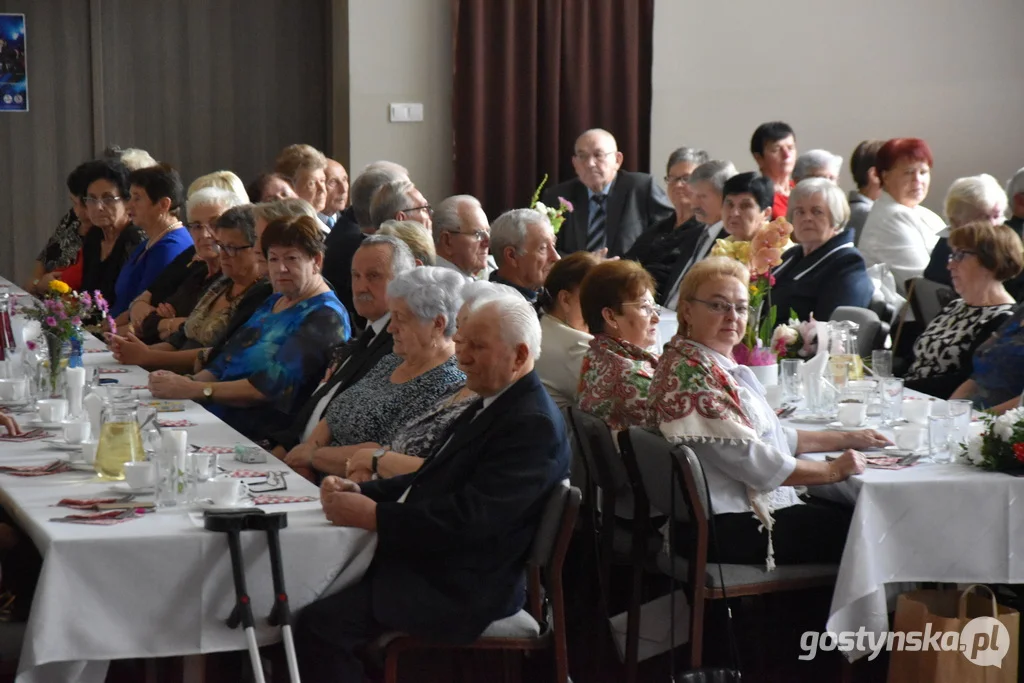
[403,205,434,217]
[215,242,254,257]
[664,174,692,185]
[187,221,214,233]
[574,151,614,163]
[689,298,749,316]
[84,195,123,208]
[948,250,977,264]
[445,229,489,242]
[621,300,662,318]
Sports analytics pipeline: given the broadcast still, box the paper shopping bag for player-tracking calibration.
[887,584,1019,683]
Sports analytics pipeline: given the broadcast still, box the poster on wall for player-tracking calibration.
[0,14,27,112]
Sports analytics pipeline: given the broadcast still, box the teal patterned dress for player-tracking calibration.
[205,291,351,440]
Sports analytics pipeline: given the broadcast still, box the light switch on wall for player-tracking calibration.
[389,103,424,123]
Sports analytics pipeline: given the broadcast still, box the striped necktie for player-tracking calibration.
[587,194,607,251]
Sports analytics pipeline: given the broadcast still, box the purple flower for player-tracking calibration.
[45,316,57,327]
[71,316,82,326]
[26,340,37,351]
[44,298,59,312]
[58,310,68,320]
[558,196,574,212]
[107,316,117,335]
[79,292,92,308]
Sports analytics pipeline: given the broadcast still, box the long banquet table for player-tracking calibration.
[0,278,377,683]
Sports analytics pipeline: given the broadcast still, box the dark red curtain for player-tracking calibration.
[451,0,654,219]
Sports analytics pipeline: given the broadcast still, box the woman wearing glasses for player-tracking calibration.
[79,159,145,309]
[23,162,95,296]
[907,221,1020,399]
[576,260,661,431]
[647,257,889,568]
[109,206,266,372]
[127,187,247,343]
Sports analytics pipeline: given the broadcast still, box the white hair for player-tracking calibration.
[186,187,247,222]
[944,174,1008,227]
[1006,167,1024,202]
[359,234,417,277]
[432,195,482,245]
[468,292,542,360]
[386,266,466,337]
[688,160,737,193]
[489,208,551,267]
[792,149,843,183]
[378,220,436,265]
[787,178,851,229]
[118,148,158,171]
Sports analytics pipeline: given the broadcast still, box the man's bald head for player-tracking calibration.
[572,128,624,193]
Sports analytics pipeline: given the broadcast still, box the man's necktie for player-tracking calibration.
[325,214,337,229]
[587,194,607,252]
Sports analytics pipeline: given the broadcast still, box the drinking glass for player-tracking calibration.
[880,378,905,426]
[871,350,893,378]
[780,359,803,404]
[137,405,161,458]
[948,399,972,449]
[928,414,954,463]
[187,452,219,505]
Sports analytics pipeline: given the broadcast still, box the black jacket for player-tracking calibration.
[358,370,571,643]
[769,234,874,322]
[322,207,365,330]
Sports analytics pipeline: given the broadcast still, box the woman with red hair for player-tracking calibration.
[858,138,945,292]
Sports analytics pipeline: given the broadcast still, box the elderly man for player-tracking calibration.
[847,140,885,245]
[658,160,737,309]
[321,158,350,228]
[323,163,409,328]
[543,128,672,257]
[268,235,416,460]
[368,178,432,231]
[294,287,571,683]
[432,194,495,278]
[750,121,797,219]
[488,208,559,302]
[792,149,843,184]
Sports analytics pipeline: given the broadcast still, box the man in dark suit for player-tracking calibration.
[294,290,571,683]
[269,235,416,462]
[543,128,673,258]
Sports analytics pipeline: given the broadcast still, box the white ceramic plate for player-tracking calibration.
[196,499,256,512]
[26,419,66,430]
[789,414,834,425]
[0,398,31,409]
[827,422,868,432]
[43,438,83,451]
[110,482,155,495]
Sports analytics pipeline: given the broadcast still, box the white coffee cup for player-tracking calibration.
[81,440,99,465]
[893,424,926,452]
[123,461,156,489]
[0,377,28,401]
[203,477,246,506]
[63,419,91,444]
[37,398,68,424]
[837,401,867,428]
[902,398,930,425]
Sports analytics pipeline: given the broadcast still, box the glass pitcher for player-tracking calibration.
[828,320,864,380]
[94,394,145,480]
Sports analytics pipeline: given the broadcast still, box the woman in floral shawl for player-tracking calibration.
[646,256,889,569]
[577,260,661,431]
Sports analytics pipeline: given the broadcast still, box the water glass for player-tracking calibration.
[948,399,972,448]
[187,452,219,504]
[155,430,188,509]
[137,406,161,457]
[927,414,954,463]
[871,350,893,378]
[780,359,803,404]
[880,378,905,425]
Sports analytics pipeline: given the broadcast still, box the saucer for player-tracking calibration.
[0,398,31,409]
[111,482,155,495]
[44,438,84,451]
[26,419,67,430]
[196,499,255,512]
[790,414,834,425]
[827,422,868,432]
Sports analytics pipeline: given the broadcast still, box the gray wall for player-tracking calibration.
[0,0,329,285]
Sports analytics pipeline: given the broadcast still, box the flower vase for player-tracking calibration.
[42,331,69,398]
[750,363,779,387]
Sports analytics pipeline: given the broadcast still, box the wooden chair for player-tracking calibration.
[618,427,839,670]
[380,485,581,683]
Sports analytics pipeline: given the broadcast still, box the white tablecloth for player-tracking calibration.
[782,409,1022,662]
[0,279,376,683]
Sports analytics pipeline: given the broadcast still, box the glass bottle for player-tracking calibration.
[94,394,145,480]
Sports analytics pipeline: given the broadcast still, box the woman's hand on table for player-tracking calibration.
[284,441,319,471]
[320,475,360,498]
[345,445,382,483]
[842,429,892,451]
[148,370,200,400]
[831,449,867,480]
[0,413,20,436]
[108,331,150,365]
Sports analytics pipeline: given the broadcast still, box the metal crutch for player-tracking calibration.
[247,512,300,683]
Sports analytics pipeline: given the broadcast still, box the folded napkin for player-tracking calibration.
[227,469,269,478]
[865,455,919,470]
[129,385,149,391]
[158,419,196,428]
[49,509,142,525]
[0,460,71,476]
[194,445,235,454]
[57,497,120,510]
[84,348,107,354]
[252,494,317,505]
[0,428,51,443]
[139,400,185,412]
[98,367,130,374]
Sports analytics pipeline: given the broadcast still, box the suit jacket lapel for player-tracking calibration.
[571,181,589,252]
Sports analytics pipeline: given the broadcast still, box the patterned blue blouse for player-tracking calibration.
[970,303,1024,408]
[205,291,351,441]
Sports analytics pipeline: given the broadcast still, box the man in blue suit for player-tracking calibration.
[295,287,571,683]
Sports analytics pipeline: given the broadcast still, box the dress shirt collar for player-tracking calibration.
[369,312,391,337]
[587,179,615,201]
[481,381,515,411]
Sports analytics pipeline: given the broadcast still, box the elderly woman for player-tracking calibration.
[718,172,777,243]
[24,162,94,295]
[149,216,350,441]
[275,144,328,214]
[791,149,843,184]
[771,178,873,321]
[858,138,945,292]
[247,172,298,204]
[922,174,1009,286]
[283,267,466,476]
[648,257,889,567]
[187,170,248,200]
[577,260,661,430]
[112,164,194,321]
[536,252,598,408]
[79,159,145,309]
[127,187,247,343]
[625,147,710,267]
[378,219,436,265]
[904,222,1021,398]
[110,206,266,371]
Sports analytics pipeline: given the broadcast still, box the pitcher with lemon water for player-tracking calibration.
[94,390,145,480]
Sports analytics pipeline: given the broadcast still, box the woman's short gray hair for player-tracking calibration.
[186,187,247,222]
[466,291,542,360]
[360,234,417,276]
[665,147,710,174]
[489,208,551,267]
[945,174,1008,227]
[788,178,851,229]
[378,220,436,265]
[386,266,466,337]
[1006,167,1024,202]
[792,149,843,183]
[688,160,737,193]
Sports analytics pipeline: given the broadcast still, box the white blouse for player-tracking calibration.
[536,314,593,409]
